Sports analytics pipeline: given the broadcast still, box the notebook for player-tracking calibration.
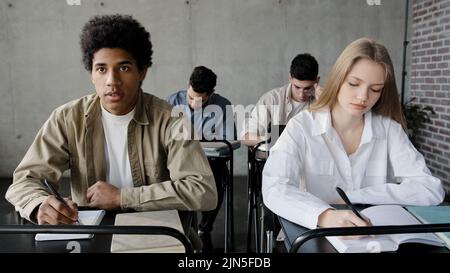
[35,210,105,241]
[406,205,450,247]
[110,210,185,253]
[326,205,444,253]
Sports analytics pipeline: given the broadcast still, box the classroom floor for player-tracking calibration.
[0,176,286,253]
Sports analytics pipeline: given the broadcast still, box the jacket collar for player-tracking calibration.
[133,90,149,125]
[285,83,293,105]
[85,90,149,125]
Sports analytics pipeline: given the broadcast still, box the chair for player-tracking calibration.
[246,124,286,253]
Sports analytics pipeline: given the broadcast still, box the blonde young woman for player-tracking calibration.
[262,38,444,230]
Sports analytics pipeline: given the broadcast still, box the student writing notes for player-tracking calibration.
[241,53,320,147]
[166,66,235,251]
[262,38,445,230]
[6,15,217,229]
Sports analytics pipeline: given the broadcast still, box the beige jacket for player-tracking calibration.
[241,84,309,138]
[6,92,217,222]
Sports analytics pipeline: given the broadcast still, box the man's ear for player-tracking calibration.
[316,76,321,83]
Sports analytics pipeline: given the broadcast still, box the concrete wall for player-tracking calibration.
[0,0,407,177]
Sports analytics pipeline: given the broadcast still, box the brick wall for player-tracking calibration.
[410,0,450,193]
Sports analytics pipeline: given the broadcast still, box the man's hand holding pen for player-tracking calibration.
[35,195,79,225]
[32,179,79,225]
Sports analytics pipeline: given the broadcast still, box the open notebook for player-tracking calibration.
[35,210,105,241]
[110,210,185,253]
[326,205,444,253]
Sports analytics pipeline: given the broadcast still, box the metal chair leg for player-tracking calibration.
[253,186,259,253]
[266,230,273,253]
[260,202,265,252]
[246,160,254,252]
[224,179,228,253]
[228,171,234,251]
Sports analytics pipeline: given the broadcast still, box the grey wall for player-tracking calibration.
[0,0,407,177]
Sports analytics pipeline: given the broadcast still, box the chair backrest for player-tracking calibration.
[254,124,286,154]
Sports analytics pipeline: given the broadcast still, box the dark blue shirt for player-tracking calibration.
[166,90,235,140]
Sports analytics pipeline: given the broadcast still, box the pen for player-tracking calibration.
[335,186,365,221]
[43,179,81,224]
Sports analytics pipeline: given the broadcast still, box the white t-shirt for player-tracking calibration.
[101,105,135,189]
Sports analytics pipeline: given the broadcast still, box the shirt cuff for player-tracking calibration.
[120,187,140,210]
[305,204,334,229]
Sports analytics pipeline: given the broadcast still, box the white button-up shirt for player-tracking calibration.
[262,110,445,229]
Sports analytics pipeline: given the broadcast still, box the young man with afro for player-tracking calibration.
[6,15,217,238]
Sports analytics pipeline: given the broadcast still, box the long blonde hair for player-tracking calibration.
[310,38,406,130]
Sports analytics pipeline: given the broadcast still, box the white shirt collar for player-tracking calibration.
[311,109,385,141]
[311,110,331,136]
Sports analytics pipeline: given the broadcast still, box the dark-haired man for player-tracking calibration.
[166,66,234,251]
[166,66,234,140]
[242,53,320,146]
[6,15,217,231]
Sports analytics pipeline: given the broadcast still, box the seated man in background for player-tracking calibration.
[166,66,235,251]
[5,15,217,239]
[242,53,320,147]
